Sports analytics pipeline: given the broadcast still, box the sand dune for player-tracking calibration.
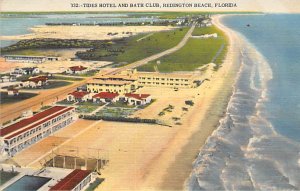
[0,25,177,41]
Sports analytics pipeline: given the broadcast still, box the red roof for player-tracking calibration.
[125,93,150,100]
[50,169,92,191]
[24,76,48,83]
[92,92,119,99]
[5,107,74,140]
[69,66,87,71]
[68,91,89,99]
[0,106,69,137]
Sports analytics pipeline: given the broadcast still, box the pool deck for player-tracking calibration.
[0,165,72,191]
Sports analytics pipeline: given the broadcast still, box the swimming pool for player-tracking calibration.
[4,175,51,191]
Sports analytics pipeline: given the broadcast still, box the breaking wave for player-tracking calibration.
[187,34,300,190]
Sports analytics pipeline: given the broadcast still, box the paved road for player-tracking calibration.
[0,25,195,123]
[0,79,90,123]
[105,25,195,75]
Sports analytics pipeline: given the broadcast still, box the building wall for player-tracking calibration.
[2,108,76,157]
[137,75,196,88]
[87,83,134,94]
[73,174,92,191]
[5,56,46,63]
[126,96,151,105]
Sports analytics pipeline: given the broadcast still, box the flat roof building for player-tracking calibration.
[4,55,60,64]
[0,106,76,157]
[86,75,138,94]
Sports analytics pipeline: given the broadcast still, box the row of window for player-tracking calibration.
[6,112,73,145]
[88,88,128,93]
[6,119,73,156]
[139,77,190,82]
[139,82,190,86]
[87,83,124,87]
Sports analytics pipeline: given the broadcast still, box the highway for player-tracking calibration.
[0,25,195,123]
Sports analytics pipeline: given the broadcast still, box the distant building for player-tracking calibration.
[22,67,40,75]
[0,106,76,157]
[49,169,93,191]
[66,66,88,74]
[4,55,60,63]
[67,91,91,102]
[11,67,40,77]
[92,92,119,103]
[124,93,151,105]
[21,76,48,88]
[192,33,218,39]
[0,75,16,83]
[7,88,19,96]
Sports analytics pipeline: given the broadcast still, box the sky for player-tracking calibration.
[0,0,300,13]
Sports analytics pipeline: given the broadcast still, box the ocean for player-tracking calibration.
[188,14,300,190]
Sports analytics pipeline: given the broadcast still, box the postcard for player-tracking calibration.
[0,0,299,190]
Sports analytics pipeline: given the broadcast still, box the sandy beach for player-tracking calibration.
[7,15,244,190]
[0,25,177,41]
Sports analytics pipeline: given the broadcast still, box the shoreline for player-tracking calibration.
[127,14,243,190]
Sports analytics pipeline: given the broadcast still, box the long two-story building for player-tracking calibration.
[0,106,76,157]
[86,75,138,94]
[4,55,61,63]
[137,72,200,88]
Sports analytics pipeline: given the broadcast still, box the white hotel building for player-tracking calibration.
[0,106,76,157]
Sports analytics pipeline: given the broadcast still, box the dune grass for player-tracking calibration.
[76,27,189,64]
[137,26,228,72]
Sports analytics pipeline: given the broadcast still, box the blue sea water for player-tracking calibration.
[188,14,300,190]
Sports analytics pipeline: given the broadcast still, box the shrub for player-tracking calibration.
[185,100,194,106]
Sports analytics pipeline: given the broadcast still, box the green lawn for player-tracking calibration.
[43,81,72,89]
[76,27,189,64]
[56,99,74,105]
[0,92,38,104]
[96,107,137,118]
[0,171,19,185]
[75,101,104,113]
[76,105,99,113]
[137,26,228,72]
[2,28,189,65]
[52,75,84,81]
[107,102,135,108]
[192,26,224,36]
[1,49,51,56]
[76,101,105,106]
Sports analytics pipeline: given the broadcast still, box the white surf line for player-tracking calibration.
[26,120,102,167]
[136,33,153,42]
